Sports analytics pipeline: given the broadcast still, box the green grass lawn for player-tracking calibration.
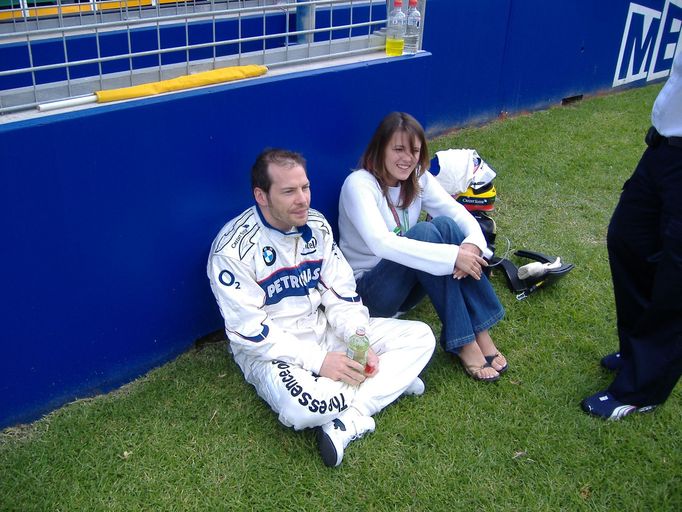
[2,84,680,511]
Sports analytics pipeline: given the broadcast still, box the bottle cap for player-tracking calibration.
[409,0,417,5]
[394,0,403,6]
[356,327,366,336]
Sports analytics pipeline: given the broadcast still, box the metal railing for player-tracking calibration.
[0,0,420,114]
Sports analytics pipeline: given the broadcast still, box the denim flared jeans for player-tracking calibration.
[356,216,504,353]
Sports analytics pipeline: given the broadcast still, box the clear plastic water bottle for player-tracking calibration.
[347,327,370,366]
[403,0,421,55]
[385,0,406,57]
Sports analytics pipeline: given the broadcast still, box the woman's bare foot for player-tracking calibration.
[456,341,499,381]
[475,330,508,373]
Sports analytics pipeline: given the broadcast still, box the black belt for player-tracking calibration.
[646,126,682,148]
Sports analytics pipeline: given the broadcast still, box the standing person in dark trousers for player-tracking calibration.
[582,51,682,420]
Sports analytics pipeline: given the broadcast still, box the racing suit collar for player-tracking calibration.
[255,204,313,243]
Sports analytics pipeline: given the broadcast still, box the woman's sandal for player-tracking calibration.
[484,352,508,374]
[461,361,500,382]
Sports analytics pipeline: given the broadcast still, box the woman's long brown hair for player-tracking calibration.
[359,112,430,208]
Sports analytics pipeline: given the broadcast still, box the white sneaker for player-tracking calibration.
[318,410,375,467]
[402,377,425,397]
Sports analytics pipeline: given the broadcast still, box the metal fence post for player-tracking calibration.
[296,0,314,45]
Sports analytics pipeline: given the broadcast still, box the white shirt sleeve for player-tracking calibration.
[420,171,490,256]
[339,171,460,276]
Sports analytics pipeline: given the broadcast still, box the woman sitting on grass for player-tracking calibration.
[338,112,507,382]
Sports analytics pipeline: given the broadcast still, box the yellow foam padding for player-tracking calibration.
[95,65,268,103]
[0,0,147,19]
[0,4,91,19]
[98,0,153,10]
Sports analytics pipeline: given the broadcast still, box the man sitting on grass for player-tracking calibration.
[207,148,435,466]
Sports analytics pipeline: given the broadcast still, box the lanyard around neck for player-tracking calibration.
[387,200,409,236]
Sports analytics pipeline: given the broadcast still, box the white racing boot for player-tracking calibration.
[318,408,375,467]
[517,257,562,280]
[402,377,425,397]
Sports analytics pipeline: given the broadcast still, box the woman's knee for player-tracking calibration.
[430,216,465,243]
[406,221,441,242]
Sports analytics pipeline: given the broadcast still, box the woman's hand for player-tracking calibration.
[453,243,487,280]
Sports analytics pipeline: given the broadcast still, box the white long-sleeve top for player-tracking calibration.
[207,205,369,380]
[338,169,490,281]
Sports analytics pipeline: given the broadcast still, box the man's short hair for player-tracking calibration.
[251,148,307,193]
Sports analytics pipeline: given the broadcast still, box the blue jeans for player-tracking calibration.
[356,216,505,353]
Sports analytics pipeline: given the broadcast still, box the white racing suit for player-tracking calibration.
[207,205,435,430]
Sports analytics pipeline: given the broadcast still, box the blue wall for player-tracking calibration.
[420,0,677,133]
[1,0,678,428]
